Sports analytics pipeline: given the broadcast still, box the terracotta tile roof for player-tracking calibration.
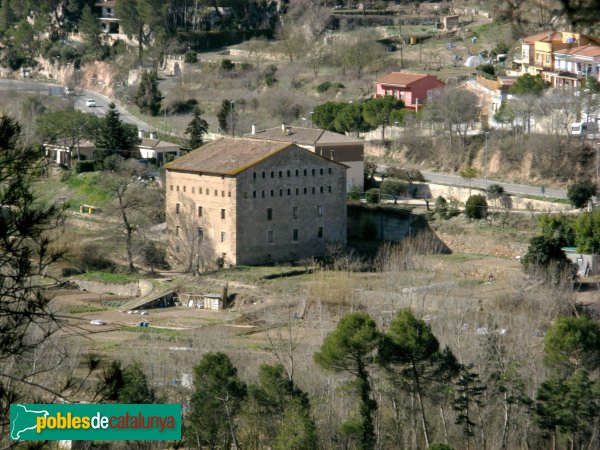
[375,72,430,86]
[522,31,561,44]
[164,138,293,175]
[244,126,362,146]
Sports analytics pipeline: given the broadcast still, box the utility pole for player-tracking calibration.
[230,101,235,137]
[485,131,489,188]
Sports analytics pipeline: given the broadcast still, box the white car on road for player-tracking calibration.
[85,99,96,107]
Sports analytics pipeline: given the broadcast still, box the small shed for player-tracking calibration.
[203,293,224,310]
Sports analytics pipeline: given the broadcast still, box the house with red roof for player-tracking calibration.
[374,72,445,110]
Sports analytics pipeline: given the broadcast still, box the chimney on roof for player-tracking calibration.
[251,124,256,135]
[330,150,335,160]
[285,126,292,136]
[138,129,144,139]
[281,123,286,133]
[149,131,157,139]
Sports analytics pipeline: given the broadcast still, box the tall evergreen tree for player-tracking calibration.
[185,106,209,149]
[78,4,102,60]
[314,312,380,450]
[135,71,163,116]
[217,99,237,136]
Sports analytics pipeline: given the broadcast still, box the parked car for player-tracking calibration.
[85,99,96,107]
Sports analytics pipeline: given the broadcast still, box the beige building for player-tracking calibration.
[135,131,181,166]
[244,125,364,192]
[164,138,347,268]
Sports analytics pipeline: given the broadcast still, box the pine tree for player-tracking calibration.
[185,106,209,149]
[217,99,236,136]
[135,71,163,116]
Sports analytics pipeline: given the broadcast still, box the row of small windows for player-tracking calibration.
[174,226,228,243]
[267,205,323,221]
[253,168,332,179]
[170,185,232,198]
[175,204,226,220]
[243,186,333,199]
[267,227,323,243]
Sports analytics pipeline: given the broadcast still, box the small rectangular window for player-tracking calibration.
[312,169,315,176]
[221,209,226,220]
[296,188,299,195]
[312,187,316,194]
[304,169,307,176]
[267,208,273,221]
[176,203,181,214]
[320,186,324,193]
[176,186,179,192]
[279,170,282,178]
[253,191,257,198]
[303,187,307,194]
[206,189,209,196]
[271,171,275,178]
[295,169,299,176]
[221,191,225,197]
[183,186,186,192]
[197,206,203,217]
[318,226,323,238]
[293,206,299,219]
[170,185,173,191]
[279,189,283,197]
[221,232,226,242]
[199,187,203,194]
[328,168,332,175]
[293,229,299,241]
[198,227,204,240]
[328,186,332,193]
[287,170,291,177]
[320,168,324,175]
[175,225,180,236]
[267,230,274,243]
[287,188,291,196]
[317,205,324,216]
[228,191,231,198]
[214,190,218,196]
[262,190,266,198]
[253,172,257,179]
[262,172,266,178]
[271,190,275,197]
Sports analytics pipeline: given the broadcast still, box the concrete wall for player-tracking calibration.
[75,280,140,297]
[235,147,347,265]
[348,205,415,241]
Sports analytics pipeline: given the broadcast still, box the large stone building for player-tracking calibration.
[164,138,347,268]
[244,125,364,192]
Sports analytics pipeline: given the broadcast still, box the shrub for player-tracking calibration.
[434,195,449,219]
[221,59,235,72]
[317,81,332,93]
[567,178,597,209]
[465,194,488,219]
[486,183,505,199]
[366,188,380,204]
[478,63,495,76]
[75,160,95,173]
[522,236,576,283]
[184,51,198,64]
[348,186,362,201]
[380,178,408,199]
[69,243,115,272]
[164,98,198,115]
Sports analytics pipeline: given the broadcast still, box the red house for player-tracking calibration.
[374,72,446,110]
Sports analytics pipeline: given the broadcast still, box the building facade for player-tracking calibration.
[517,31,600,89]
[245,125,364,192]
[374,72,446,110]
[165,138,347,268]
[95,0,120,34]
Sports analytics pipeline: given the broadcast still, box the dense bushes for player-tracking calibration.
[75,160,95,173]
[465,195,488,219]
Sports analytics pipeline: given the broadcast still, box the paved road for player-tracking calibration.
[422,172,568,199]
[376,164,568,199]
[0,78,156,132]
